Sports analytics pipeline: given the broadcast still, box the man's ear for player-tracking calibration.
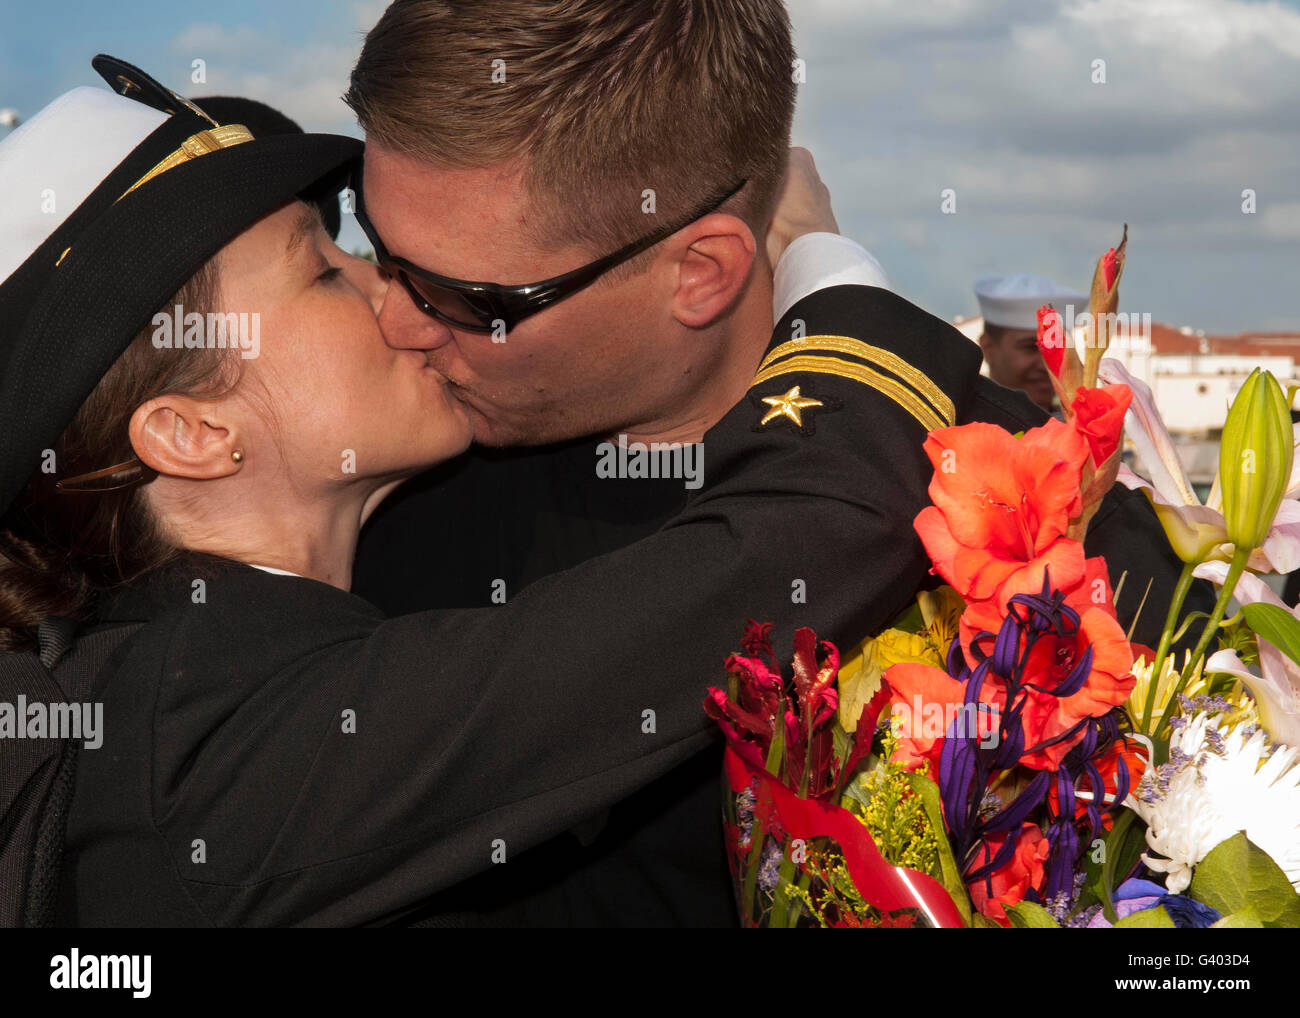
[129,394,243,480]
[670,212,757,329]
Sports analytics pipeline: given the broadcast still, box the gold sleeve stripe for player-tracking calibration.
[758,335,954,427]
[750,354,946,432]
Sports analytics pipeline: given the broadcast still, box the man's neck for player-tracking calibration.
[616,268,775,447]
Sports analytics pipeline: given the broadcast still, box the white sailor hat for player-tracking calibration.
[973,273,1089,331]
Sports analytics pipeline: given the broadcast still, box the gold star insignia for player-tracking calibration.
[759,385,824,428]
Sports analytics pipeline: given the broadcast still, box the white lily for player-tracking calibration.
[1098,358,1300,572]
[1194,559,1300,749]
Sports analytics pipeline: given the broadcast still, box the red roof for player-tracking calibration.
[1148,323,1300,358]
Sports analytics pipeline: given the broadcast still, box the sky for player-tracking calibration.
[1,0,1297,332]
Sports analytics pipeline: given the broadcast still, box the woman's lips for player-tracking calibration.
[404,349,444,376]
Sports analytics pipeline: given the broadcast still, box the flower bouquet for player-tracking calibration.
[706,232,1300,928]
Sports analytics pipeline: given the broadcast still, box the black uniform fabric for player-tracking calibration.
[57,284,986,926]
[353,285,1216,927]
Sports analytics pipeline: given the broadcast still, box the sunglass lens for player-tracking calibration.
[400,272,496,331]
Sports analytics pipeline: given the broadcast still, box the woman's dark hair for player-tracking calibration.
[0,259,233,652]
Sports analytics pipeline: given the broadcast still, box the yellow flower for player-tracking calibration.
[1126,652,1257,736]
[918,585,964,648]
[839,634,939,733]
[838,587,965,732]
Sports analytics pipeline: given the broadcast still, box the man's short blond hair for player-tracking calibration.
[345,0,797,275]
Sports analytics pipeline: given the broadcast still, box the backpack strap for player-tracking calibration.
[0,618,143,927]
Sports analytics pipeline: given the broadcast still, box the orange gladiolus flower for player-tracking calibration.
[914,419,1089,603]
[1071,383,1132,468]
[883,661,1004,775]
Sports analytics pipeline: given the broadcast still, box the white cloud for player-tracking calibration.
[166,6,388,135]
[790,0,1300,329]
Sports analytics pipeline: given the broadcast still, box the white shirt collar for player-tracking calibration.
[246,563,305,579]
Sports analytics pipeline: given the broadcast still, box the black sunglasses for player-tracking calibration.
[350,162,748,334]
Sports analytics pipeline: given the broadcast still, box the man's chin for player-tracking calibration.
[452,383,599,448]
[1029,387,1056,411]
[462,400,543,448]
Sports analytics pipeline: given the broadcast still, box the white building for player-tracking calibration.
[954,315,1299,437]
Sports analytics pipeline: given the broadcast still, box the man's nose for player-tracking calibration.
[345,255,391,317]
[376,278,456,351]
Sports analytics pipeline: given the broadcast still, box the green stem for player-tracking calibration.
[1098,809,1136,924]
[1157,546,1250,740]
[786,868,812,927]
[768,851,798,928]
[1141,560,1196,733]
[742,729,786,926]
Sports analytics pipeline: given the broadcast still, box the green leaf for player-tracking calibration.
[1094,810,1145,923]
[1114,904,1176,928]
[904,771,972,927]
[1242,603,1300,669]
[1005,901,1061,928]
[1212,907,1264,928]
[886,598,926,634]
[831,720,853,782]
[1189,831,1300,927]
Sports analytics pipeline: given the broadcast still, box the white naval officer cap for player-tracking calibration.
[0,87,168,285]
[973,273,1089,331]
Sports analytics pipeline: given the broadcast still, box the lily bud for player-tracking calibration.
[1219,368,1294,552]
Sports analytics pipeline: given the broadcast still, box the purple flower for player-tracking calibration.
[1086,878,1221,928]
[758,840,783,893]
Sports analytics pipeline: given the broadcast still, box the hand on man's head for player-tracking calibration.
[765,147,840,267]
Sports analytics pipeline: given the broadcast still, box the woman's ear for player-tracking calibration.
[129,395,243,480]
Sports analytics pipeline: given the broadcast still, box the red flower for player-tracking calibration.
[913,419,1089,603]
[704,620,785,770]
[1071,383,1132,467]
[967,823,1050,925]
[1036,304,1066,377]
[1102,246,1120,292]
[782,628,842,798]
[706,624,883,801]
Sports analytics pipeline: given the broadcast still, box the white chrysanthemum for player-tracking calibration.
[1125,712,1300,894]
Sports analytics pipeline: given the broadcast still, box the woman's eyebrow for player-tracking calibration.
[284,206,325,262]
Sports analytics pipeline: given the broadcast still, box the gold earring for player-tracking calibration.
[231,450,244,464]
